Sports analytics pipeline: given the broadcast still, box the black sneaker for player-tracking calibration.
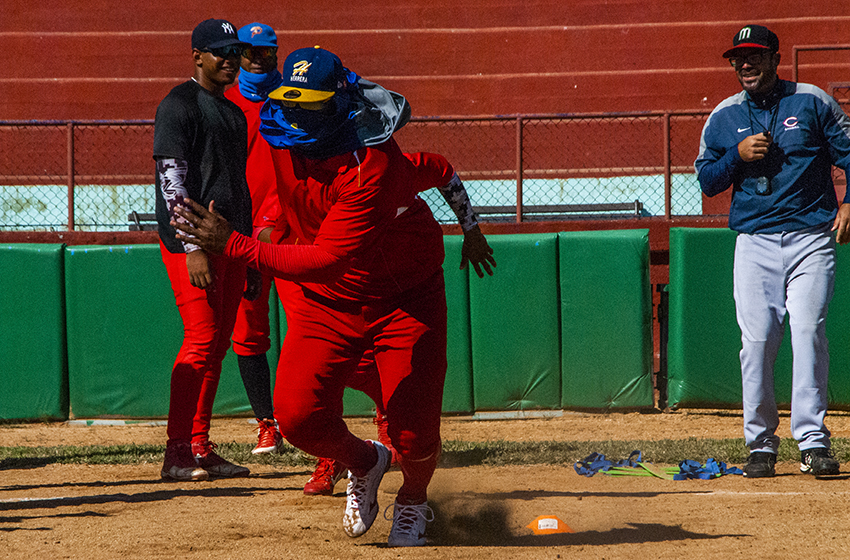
[743,451,777,478]
[800,448,840,475]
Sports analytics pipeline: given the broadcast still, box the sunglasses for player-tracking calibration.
[729,52,772,69]
[244,46,277,60]
[202,45,243,59]
[281,99,333,110]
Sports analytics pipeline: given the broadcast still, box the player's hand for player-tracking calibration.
[737,131,772,162]
[832,203,850,245]
[257,226,273,244]
[186,249,212,289]
[172,199,233,255]
[244,267,263,301]
[460,224,496,278]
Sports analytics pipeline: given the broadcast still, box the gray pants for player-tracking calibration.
[733,223,835,453]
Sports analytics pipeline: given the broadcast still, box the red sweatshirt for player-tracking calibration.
[224,85,281,232]
[225,138,451,301]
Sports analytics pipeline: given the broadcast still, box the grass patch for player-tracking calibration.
[4,437,850,470]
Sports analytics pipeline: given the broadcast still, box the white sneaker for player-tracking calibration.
[343,440,391,537]
[385,501,434,547]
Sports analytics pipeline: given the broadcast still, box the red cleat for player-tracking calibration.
[253,418,283,455]
[374,414,400,465]
[303,457,348,496]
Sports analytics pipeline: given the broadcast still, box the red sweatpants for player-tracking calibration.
[276,279,386,409]
[160,242,247,445]
[274,272,447,504]
[231,271,273,356]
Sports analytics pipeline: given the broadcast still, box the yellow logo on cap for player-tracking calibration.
[292,60,311,76]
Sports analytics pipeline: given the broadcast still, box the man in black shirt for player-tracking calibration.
[153,18,253,481]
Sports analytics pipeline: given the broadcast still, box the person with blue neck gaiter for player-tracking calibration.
[235,23,283,102]
[225,23,286,458]
[175,45,496,548]
[225,26,405,490]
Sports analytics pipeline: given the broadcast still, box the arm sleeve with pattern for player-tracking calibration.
[156,157,200,252]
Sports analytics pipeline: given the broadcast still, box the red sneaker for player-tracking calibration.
[253,419,283,455]
[303,457,348,496]
[374,414,400,465]
[192,439,250,478]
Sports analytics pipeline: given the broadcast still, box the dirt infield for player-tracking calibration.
[3,410,850,559]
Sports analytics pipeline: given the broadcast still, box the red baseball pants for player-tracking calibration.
[274,272,447,504]
[160,242,246,445]
[231,272,273,356]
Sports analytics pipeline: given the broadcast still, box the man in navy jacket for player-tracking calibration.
[695,24,850,478]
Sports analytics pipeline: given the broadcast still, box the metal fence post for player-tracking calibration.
[516,116,523,223]
[66,122,75,231]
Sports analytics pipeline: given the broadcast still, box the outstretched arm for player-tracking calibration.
[459,225,495,278]
[172,199,349,283]
[435,172,496,277]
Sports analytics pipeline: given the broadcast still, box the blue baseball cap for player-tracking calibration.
[268,46,347,103]
[238,22,278,47]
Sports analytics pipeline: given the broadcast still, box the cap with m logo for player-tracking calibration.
[723,24,779,58]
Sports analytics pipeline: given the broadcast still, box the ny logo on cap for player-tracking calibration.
[222,22,235,34]
[293,60,312,76]
[738,27,751,40]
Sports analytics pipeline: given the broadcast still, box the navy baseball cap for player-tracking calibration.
[723,25,779,58]
[191,19,248,50]
[268,46,347,103]
[238,22,278,47]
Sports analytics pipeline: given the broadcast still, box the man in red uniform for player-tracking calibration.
[222,23,401,489]
[153,18,253,481]
[224,22,285,456]
[173,47,493,546]
[225,30,495,495]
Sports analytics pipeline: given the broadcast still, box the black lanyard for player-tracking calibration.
[747,96,781,138]
[746,96,780,195]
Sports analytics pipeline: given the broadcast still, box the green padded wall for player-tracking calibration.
[0,244,68,420]
[666,228,801,407]
[559,230,653,409]
[65,245,279,418]
[441,235,473,413]
[470,233,561,411]
[341,386,378,417]
[667,227,850,408]
[65,245,175,417]
[825,244,850,405]
[667,228,742,406]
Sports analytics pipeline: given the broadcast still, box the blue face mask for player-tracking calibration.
[259,88,362,159]
[238,69,283,102]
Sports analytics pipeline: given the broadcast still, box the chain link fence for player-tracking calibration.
[7,107,848,231]
[0,121,154,231]
[73,123,154,231]
[0,123,70,231]
[397,112,713,223]
[829,83,850,191]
